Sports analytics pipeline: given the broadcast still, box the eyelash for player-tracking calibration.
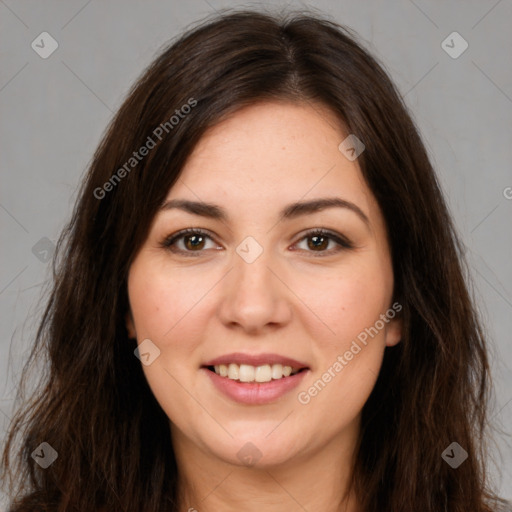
[160,228,354,257]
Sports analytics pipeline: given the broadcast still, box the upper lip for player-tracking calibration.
[202,352,309,369]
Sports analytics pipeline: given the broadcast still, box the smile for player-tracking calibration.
[201,352,310,404]
[208,363,304,382]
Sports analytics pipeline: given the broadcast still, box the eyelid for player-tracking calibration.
[160,227,354,256]
[292,228,354,254]
[160,228,220,255]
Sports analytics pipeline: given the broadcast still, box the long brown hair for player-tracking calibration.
[1,8,508,512]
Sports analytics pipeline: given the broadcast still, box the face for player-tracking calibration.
[126,101,402,469]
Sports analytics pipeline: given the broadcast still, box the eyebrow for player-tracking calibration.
[160,197,370,226]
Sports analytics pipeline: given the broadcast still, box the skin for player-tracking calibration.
[126,101,402,512]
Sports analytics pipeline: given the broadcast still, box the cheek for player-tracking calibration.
[127,264,208,431]
[128,262,204,341]
[127,263,207,401]
[294,257,393,420]
[299,257,393,348]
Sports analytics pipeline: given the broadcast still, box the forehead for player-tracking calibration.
[164,101,378,226]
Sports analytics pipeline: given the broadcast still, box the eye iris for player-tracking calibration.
[177,232,337,252]
[185,234,205,250]
[308,234,328,251]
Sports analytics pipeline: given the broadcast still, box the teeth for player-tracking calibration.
[255,364,272,383]
[239,364,255,382]
[212,363,302,382]
[228,363,239,380]
[271,364,283,379]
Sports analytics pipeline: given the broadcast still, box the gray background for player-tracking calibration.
[1,0,511,506]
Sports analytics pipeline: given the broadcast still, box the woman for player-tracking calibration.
[1,8,510,512]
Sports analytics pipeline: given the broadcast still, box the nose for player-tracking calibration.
[217,246,292,334]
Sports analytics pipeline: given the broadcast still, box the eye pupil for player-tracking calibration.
[164,229,348,256]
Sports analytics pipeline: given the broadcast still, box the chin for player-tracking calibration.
[205,432,302,469]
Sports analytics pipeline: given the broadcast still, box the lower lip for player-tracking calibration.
[202,367,309,405]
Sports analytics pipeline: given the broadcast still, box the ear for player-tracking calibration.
[125,310,137,339]
[385,314,402,347]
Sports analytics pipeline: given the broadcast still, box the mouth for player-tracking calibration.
[200,352,311,405]
[201,352,310,384]
[203,363,308,383]
[201,356,310,405]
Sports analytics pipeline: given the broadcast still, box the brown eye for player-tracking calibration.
[307,234,330,251]
[161,228,353,257]
[294,229,354,255]
[183,233,206,250]
[161,228,219,256]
